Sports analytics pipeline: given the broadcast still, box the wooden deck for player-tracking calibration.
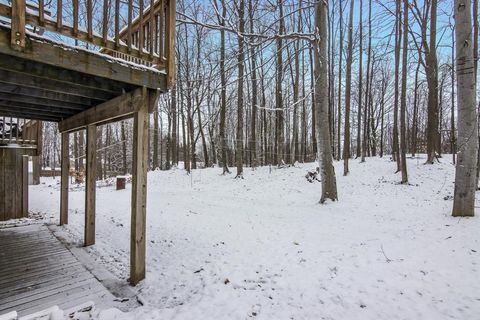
[0,224,118,317]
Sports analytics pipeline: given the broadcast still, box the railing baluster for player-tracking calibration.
[57,0,63,30]
[102,0,108,44]
[38,0,45,26]
[115,0,120,49]
[139,0,143,54]
[155,14,159,56]
[2,0,170,68]
[158,0,163,58]
[87,0,93,40]
[166,0,176,85]
[73,0,78,36]
[11,0,26,50]
[149,0,154,58]
[127,0,133,51]
[9,117,12,144]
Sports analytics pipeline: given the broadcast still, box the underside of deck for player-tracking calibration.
[0,22,166,123]
[0,224,118,317]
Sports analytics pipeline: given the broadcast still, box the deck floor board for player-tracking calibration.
[0,224,117,317]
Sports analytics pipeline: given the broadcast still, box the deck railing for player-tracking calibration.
[0,0,176,85]
[0,117,39,146]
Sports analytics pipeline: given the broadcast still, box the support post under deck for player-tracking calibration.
[85,125,96,246]
[60,132,69,225]
[130,88,149,285]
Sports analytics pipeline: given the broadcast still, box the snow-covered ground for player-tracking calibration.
[29,156,480,320]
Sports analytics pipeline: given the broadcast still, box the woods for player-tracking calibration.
[34,0,478,214]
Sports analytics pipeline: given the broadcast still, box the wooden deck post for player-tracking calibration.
[21,155,28,217]
[32,121,42,185]
[130,88,149,285]
[11,0,26,50]
[60,132,69,225]
[85,125,96,246]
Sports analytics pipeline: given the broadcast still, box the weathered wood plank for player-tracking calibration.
[0,248,70,269]
[0,92,88,110]
[85,125,96,246]
[0,149,4,221]
[130,87,148,285]
[0,53,131,95]
[0,84,100,106]
[0,25,167,90]
[11,0,26,50]
[0,259,81,285]
[3,149,16,218]
[58,88,145,133]
[22,155,28,217]
[0,106,69,122]
[14,285,107,317]
[0,273,95,305]
[0,255,79,278]
[0,277,104,312]
[0,69,116,101]
[60,132,69,225]
[0,225,116,316]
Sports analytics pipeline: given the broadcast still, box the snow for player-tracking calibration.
[29,155,480,320]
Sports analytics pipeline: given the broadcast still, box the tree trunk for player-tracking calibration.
[218,0,229,174]
[411,60,421,157]
[153,108,159,169]
[400,0,408,183]
[248,0,258,168]
[171,87,177,166]
[121,121,127,174]
[236,0,245,178]
[315,0,338,203]
[343,0,354,175]
[356,0,363,159]
[452,0,477,217]
[426,0,439,164]
[337,0,344,161]
[393,0,401,171]
[275,0,285,166]
[451,26,456,165]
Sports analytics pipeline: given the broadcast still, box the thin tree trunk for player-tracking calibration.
[451,25,456,165]
[275,0,285,166]
[400,0,408,183]
[171,87,177,166]
[236,0,245,178]
[121,121,127,174]
[217,0,229,174]
[337,0,344,161]
[357,0,363,159]
[411,60,421,157]
[426,0,439,164]
[393,0,401,172]
[343,0,354,175]
[248,0,258,168]
[153,108,159,169]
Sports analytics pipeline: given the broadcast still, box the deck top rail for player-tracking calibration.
[0,0,176,86]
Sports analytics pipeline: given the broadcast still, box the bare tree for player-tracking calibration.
[343,0,354,175]
[400,0,408,183]
[315,0,338,203]
[452,0,478,217]
[236,0,245,178]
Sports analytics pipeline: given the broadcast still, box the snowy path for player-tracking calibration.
[30,156,480,320]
